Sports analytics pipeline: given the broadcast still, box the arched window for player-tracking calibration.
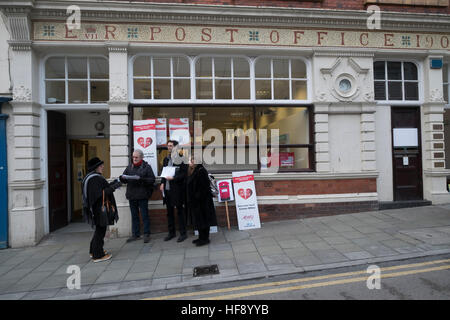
[374,61,419,101]
[45,56,109,104]
[133,56,191,100]
[254,58,307,100]
[195,56,250,100]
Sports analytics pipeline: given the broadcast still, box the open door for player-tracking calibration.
[48,111,68,232]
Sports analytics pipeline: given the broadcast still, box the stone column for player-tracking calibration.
[8,41,45,247]
[314,103,331,172]
[107,42,131,238]
[421,56,449,203]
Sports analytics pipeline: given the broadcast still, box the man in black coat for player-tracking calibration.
[120,149,155,243]
[160,140,188,242]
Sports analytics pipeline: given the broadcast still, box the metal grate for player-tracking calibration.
[193,264,220,277]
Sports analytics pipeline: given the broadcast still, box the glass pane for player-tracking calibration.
[154,79,171,99]
[255,80,271,99]
[204,147,258,172]
[292,81,307,100]
[134,56,150,77]
[133,79,151,99]
[214,57,231,78]
[195,107,254,147]
[405,82,419,100]
[173,57,190,77]
[68,81,88,103]
[387,62,402,80]
[444,84,449,103]
[90,81,109,103]
[374,61,385,80]
[89,58,108,79]
[374,81,386,100]
[264,147,310,170]
[153,58,170,77]
[173,79,190,99]
[233,58,250,78]
[45,81,65,104]
[256,107,309,145]
[67,58,87,79]
[196,79,212,99]
[46,57,65,79]
[196,57,212,77]
[291,59,306,78]
[234,80,250,99]
[388,81,402,100]
[215,79,231,99]
[273,59,289,78]
[403,62,418,80]
[274,80,289,99]
[255,58,271,78]
[444,64,448,83]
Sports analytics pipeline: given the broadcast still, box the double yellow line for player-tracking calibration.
[143,258,450,300]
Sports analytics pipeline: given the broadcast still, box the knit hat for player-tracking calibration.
[87,157,104,172]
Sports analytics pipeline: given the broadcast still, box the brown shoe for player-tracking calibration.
[93,253,112,263]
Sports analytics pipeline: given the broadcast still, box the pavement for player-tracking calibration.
[1,204,450,300]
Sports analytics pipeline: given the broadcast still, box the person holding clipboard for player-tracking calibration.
[160,140,188,242]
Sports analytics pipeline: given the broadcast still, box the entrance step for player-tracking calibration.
[378,200,432,211]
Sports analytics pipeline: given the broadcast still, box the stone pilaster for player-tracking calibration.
[107,42,131,238]
[361,104,377,172]
[314,104,331,172]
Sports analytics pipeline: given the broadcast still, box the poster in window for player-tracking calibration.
[155,118,167,146]
[133,119,158,176]
[232,171,261,230]
[280,152,295,167]
[169,118,190,146]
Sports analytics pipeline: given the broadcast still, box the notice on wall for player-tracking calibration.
[217,179,234,203]
[133,119,158,176]
[393,128,418,147]
[155,118,167,146]
[169,118,190,146]
[232,171,261,230]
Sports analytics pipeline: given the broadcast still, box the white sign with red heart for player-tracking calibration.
[133,119,158,176]
[232,171,261,230]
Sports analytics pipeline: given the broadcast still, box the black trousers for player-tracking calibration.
[90,225,107,259]
[198,227,210,241]
[166,195,186,236]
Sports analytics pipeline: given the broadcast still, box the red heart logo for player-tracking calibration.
[238,188,252,200]
[137,137,152,148]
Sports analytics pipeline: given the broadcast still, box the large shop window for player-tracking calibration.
[374,61,419,101]
[45,56,109,104]
[132,105,313,173]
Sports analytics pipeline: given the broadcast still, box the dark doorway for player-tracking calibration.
[391,107,423,201]
[48,111,68,232]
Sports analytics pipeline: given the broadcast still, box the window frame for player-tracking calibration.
[444,63,449,108]
[373,59,422,105]
[129,54,311,105]
[129,104,315,173]
[41,54,109,108]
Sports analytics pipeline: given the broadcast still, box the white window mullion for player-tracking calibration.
[212,57,215,100]
[65,56,68,104]
[231,58,235,100]
[385,61,388,101]
[270,59,274,100]
[288,59,292,100]
[87,57,91,104]
[401,61,405,101]
[150,57,154,100]
[170,57,174,100]
[250,58,255,101]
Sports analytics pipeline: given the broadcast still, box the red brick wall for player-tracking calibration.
[141,177,378,234]
[114,0,450,14]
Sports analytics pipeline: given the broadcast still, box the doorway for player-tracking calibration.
[391,107,423,201]
[69,138,110,222]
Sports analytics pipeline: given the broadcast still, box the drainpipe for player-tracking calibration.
[0,97,12,249]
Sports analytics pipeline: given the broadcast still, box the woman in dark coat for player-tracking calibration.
[186,156,217,246]
[82,157,120,262]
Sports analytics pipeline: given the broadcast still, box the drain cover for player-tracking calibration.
[193,264,219,277]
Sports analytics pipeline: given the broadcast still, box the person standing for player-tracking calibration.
[160,140,188,242]
[186,156,217,246]
[120,149,155,243]
[82,157,120,262]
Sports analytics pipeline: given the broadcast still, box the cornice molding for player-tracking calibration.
[1,1,449,33]
[8,40,33,51]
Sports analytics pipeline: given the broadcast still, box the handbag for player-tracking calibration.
[100,190,117,226]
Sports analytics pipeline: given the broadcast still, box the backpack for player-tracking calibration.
[208,174,219,198]
[81,172,101,225]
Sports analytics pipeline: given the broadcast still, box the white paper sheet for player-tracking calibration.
[160,166,176,178]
